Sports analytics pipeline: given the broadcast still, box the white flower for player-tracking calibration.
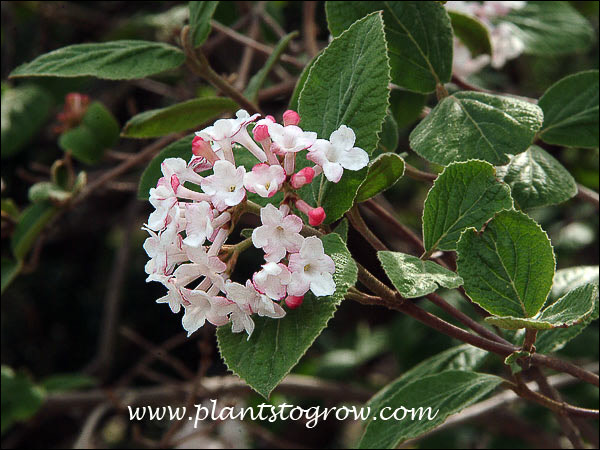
[253,262,291,300]
[288,236,336,297]
[307,125,368,183]
[155,276,188,314]
[243,163,286,198]
[268,123,317,154]
[490,22,525,68]
[196,110,266,163]
[143,225,187,277]
[183,201,214,248]
[201,160,246,211]
[252,204,304,262]
[181,289,234,336]
[226,280,286,319]
[229,305,255,339]
[148,177,178,231]
[161,157,204,186]
[175,245,227,291]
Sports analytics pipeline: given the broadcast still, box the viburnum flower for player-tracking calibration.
[244,163,286,198]
[307,125,368,183]
[288,236,336,297]
[200,160,246,211]
[252,204,304,262]
[143,225,187,277]
[181,289,234,336]
[182,201,214,247]
[253,262,292,300]
[174,245,227,291]
[269,123,317,154]
[196,110,266,163]
[154,276,187,314]
[226,280,286,319]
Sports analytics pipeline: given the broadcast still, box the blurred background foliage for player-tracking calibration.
[1,1,598,448]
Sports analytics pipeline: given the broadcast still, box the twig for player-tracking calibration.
[181,25,261,114]
[258,79,297,101]
[302,2,320,58]
[210,20,305,69]
[404,162,438,183]
[235,13,262,90]
[347,205,387,251]
[576,183,599,210]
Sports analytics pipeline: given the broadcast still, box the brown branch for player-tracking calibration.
[576,183,599,210]
[347,205,388,251]
[257,79,297,102]
[234,14,261,90]
[302,1,320,58]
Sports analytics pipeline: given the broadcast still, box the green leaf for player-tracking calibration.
[486,283,598,330]
[288,51,321,112]
[537,70,599,148]
[1,199,20,220]
[10,40,185,80]
[1,85,53,159]
[449,11,492,57]
[189,1,219,47]
[333,218,349,243]
[122,97,237,138]
[496,146,577,210]
[358,371,503,449]
[501,1,594,56]
[40,373,96,393]
[378,251,463,298]
[28,182,71,203]
[298,12,390,223]
[423,160,512,253]
[550,266,599,301]
[457,210,555,318]
[1,366,45,435]
[326,1,453,93]
[217,233,357,398]
[1,258,22,294]
[11,201,59,261]
[355,153,404,203]
[410,91,543,166]
[59,102,119,164]
[137,135,194,199]
[390,89,427,128]
[245,32,298,103]
[376,113,399,154]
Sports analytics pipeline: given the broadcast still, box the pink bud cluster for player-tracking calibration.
[143,109,368,339]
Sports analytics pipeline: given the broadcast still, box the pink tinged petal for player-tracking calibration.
[263,245,287,263]
[308,207,326,226]
[285,295,304,309]
[283,110,300,127]
[287,272,311,296]
[329,125,356,149]
[182,301,210,336]
[287,252,307,273]
[309,272,336,297]
[252,225,271,249]
[281,214,303,233]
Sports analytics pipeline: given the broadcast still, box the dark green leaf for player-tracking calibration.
[1,366,45,435]
[122,97,237,138]
[10,41,185,80]
[189,1,219,47]
[449,11,492,57]
[41,374,96,393]
[1,258,22,294]
[410,91,543,166]
[11,201,58,261]
[326,1,453,93]
[355,153,404,203]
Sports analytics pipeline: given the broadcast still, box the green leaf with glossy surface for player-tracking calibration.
[501,1,594,56]
[326,1,453,93]
[378,251,463,298]
[410,91,543,166]
[359,371,502,449]
[356,153,404,203]
[376,113,399,154]
[496,146,577,210]
[245,32,297,103]
[423,160,512,253]
[449,11,492,57]
[11,201,58,261]
[10,41,185,80]
[122,97,236,138]
[550,266,599,301]
[298,12,390,223]
[189,1,219,47]
[457,210,555,318]
[217,233,357,399]
[390,89,427,128]
[486,283,598,330]
[1,85,53,159]
[137,135,194,199]
[537,70,599,148]
[59,102,119,164]
[288,51,320,112]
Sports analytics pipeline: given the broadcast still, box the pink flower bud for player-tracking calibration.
[192,136,219,164]
[285,295,304,309]
[290,167,315,189]
[253,124,270,142]
[283,110,300,127]
[308,207,326,226]
[170,174,181,192]
[265,115,276,123]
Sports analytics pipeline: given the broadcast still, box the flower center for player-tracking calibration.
[264,182,271,190]
[304,264,311,272]
[229,185,236,192]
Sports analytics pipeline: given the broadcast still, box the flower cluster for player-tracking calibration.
[143,110,368,339]
[448,1,526,78]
